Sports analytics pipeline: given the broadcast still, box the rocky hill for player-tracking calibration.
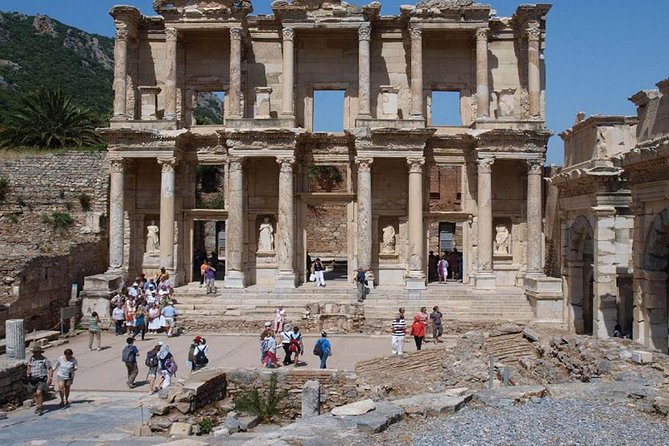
[0,12,115,123]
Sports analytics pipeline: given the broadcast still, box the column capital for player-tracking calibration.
[475,27,489,41]
[277,156,295,172]
[477,157,495,174]
[407,157,425,173]
[115,27,129,41]
[230,27,242,41]
[158,158,176,173]
[358,24,371,41]
[229,157,244,170]
[526,159,544,175]
[410,27,422,39]
[165,27,178,41]
[591,205,616,218]
[527,27,541,42]
[109,159,125,173]
[355,157,374,172]
[282,27,294,42]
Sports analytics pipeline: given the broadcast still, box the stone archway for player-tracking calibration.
[638,207,669,352]
[565,215,594,335]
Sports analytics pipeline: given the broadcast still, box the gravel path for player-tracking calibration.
[367,398,669,446]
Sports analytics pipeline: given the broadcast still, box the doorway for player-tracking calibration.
[193,220,226,281]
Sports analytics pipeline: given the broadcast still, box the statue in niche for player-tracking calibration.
[146,220,160,254]
[258,217,275,252]
[381,225,396,254]
[494,224,510,255]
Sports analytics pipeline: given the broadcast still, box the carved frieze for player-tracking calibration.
[153,0,253,17]
[223,129,304,152]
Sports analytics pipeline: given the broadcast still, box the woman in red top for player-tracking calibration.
[410,314,426,351]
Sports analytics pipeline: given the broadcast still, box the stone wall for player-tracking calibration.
[0,152,109,335]
[0,360,27,405]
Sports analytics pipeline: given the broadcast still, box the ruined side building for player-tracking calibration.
[95,0,560,319]
[551,78,669,352]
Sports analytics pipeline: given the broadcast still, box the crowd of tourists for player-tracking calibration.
[428,249,463,283]
[259,306,332,369]
[391,305,443,355]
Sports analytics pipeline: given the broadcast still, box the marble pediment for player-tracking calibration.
[153,0,253,17]
[271,0,380,20]
[411,0,491,20]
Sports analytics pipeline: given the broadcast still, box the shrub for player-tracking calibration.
[233,372,286,423]
[16,196,26,207]
[198,417,214,435]
[78,192,92,211]
[7,212,19,223]
[42,211,74,231]
[0,177,8,201]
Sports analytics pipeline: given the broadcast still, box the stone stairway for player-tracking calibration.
[486,333,539,365]
[172,281,534,333]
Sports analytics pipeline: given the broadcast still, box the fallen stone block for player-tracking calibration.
[0,412,7,420]
[393,392,471,416]
[475,385,546,407]
[522,327,540,342]
[213,427,230,437]
[148,400,171,416]
[169,422,193,436]
[238,415,260,431]
[163,439,210,446]
[331,398,376,416]
[654,397,669,415]
[340,401,404,434]
[631,351,653,364]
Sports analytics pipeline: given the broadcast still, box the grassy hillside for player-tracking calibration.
[0,12,114,125]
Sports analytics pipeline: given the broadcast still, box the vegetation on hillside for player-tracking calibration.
[0,89,101,149]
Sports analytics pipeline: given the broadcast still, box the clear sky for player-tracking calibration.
[1,0,668,165]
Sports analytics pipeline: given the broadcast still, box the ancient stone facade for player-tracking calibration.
[100,1,554,299]
[552,115,636,338]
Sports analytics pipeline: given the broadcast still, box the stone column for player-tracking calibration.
[112,26,129,119]
[358,24,371,118]
[5,319,25,360]
[158,158,176,271]
[356,157,374,283]
[527,26,541,118]
[225,158,245,288]
[281,27,295,117]
[475,158,495,289]
[410,27,423,118]
[592,206,620,339]
[406,157,426,289]
[229,27,242,118]
[526,160,543,275]
[108,159,125,272]
[276,157,296,288]
[475,28,490,119]
[164,28,178,121]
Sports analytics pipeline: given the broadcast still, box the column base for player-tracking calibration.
[474,272,497,290]
[275,272,297,289]
[224,270,245,289]
[365,271,375,290]
[524,275,564,328]
[405,273,426,290]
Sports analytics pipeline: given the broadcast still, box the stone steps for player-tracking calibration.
[486,333,538,364]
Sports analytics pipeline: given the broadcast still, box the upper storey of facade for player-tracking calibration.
[108,0,550,135]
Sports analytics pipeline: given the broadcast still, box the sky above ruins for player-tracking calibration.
[1,0,668,165]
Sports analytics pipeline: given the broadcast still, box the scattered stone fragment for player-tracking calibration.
[522,327,540,342]
[631,350,653,364]
[169,422,193,436]
[332,398,376,416]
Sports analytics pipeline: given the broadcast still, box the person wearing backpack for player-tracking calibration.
[289,326,304,367]
[122,337,139,389]
[188,336,209,372]
[313,331,332,369]
[158,343,176,389]
[145,342,161,394]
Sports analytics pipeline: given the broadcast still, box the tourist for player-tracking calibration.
[438,255,449,283]
[312,258,326,287]
[122,337,140,388]
[398,307,406,320]
[205,262,217,294]
[259,327,270,367]
[133,303,147,341]
[25,345,52,416]
[158,343,176,389]
[128,282,140,299]
[112,303,126,335]
[147,302,162,334]
[354,267,368,303]
[314,331,332,369]
[273,305,286,333]
[88,311,102,351]
[410,314,426,351]
[306,252,312,279]
[430,306,444,343]
[53,348,78,407]
[281,323,293,365]
[124,295,136,333]
[261,330,278,368]
[613,324,623,338]
[290,326,304,366]
[145,342,161,394]
[391,314,406,355]
[188,336,209,372]
[157,267,170,286]
[110,291,123,308]
[161,300,177,337]
[199,260,209,288]
[428,251,438,282]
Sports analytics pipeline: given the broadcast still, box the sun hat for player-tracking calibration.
[264,321,272,328]
[194,336,202,343]
[31,344,44,353]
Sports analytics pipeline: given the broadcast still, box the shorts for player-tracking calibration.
[163,317,175,327]
[56,376,73,387]
[26,378,48,394]
[147,366,158,378]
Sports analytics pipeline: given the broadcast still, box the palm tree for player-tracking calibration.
[0,89,101,149]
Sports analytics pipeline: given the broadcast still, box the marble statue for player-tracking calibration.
[258,217,275,252]
[146,221,160,254]
[494,224,510,255]
[381,224,396,254]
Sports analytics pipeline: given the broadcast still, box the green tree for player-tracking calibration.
[0,89,101,149]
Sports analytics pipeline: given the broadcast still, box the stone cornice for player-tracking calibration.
[473,129,550,154]
[351,127,436,153]
[560,115,638,141]
[110,6,142,30]
[622,138,669,184]
[222,128,305,154]
[271,0,379,22]
[154,0,253,22]
[409,1,491,22]
[100,128,187,151]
